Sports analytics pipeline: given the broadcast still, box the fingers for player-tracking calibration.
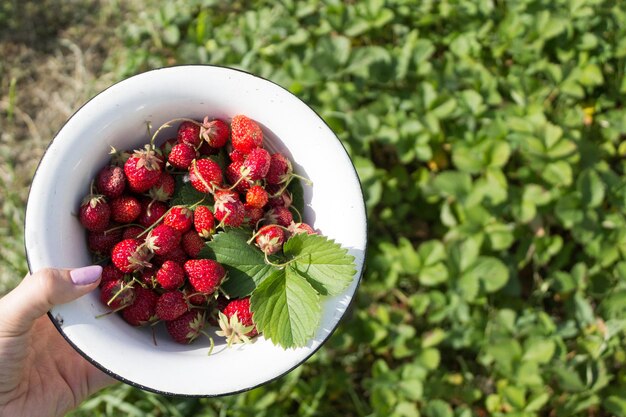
[0,266,102,336]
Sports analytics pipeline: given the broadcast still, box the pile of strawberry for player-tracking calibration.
[78,115,314,346]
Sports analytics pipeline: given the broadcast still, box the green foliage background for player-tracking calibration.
[3,0,626,415]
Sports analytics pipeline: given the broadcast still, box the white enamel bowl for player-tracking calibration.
[24,66,367,396]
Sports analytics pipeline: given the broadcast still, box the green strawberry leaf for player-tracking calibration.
[283,233,356,296]
[209,148,229,173]
[250,266,321,348]
[170,175,210,207]
[287,177,305,221]
[199,228,277,297]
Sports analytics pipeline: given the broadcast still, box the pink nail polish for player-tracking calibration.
[70,265,103,285]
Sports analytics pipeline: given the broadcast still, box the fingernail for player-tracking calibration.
[70,265,103,285]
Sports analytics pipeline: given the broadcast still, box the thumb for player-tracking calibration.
[0,265,102,336]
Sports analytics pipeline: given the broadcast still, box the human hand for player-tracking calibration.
[0,266,115,417]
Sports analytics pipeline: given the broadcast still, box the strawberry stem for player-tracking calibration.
[150,117,202,147]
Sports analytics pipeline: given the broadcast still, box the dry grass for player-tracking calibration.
[0,0,123,293]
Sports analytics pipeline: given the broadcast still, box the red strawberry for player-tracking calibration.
[217,297,258,345]
[79,195,111,232]
[124,145,164,193]
[194,206,215,238]
[148,172,176,202]
[110,195,141,224]
[214,190,245,227]
[242,148,271,180]
[156,260,185,290]
[184,259,226,295]
[153,245,188,266]
[229,149,245,163]
[200,117,229,148]
[189,158,223,193]
[168,142,197,170]
[122,225,145,240]
[181,230,205,258]
[146,224,181,256]
[266,152,292,185]
[246,185,269,208]
[225,160,252,193]
[122,286,158,326]
[288,221,316,235]
[111,238,152,273]
[164,206,193,233]
[166,310,206,344]
[96,165,126,198]
[137,199,168,228]
[255,224,285,255]
[156,291,189,321]
[177,121,201,147]
[264,206,293,227]
[100,264,125,285]
[244,204,264,228]
[87,227,122,255]
[231,115,263,154]
[100,279,135,310]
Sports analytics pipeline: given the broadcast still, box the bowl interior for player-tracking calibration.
[25,66,366,396]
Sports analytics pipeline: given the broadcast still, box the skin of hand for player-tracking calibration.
[0,266,115,417]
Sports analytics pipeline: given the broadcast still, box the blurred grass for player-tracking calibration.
[4,1,626,416]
